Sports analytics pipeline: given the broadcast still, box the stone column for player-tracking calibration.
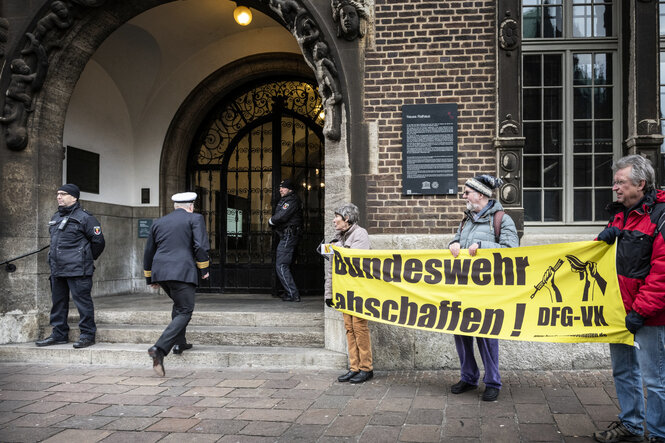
[621,1,664,175]
[494,0,525,236]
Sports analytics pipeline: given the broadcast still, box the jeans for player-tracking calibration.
[454,334,501,389]
[609,325,665,438]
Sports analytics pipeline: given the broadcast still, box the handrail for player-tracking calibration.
[1,244,50,272]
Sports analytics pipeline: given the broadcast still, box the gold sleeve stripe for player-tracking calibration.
[196,261,209,269]
[144,270,152,277]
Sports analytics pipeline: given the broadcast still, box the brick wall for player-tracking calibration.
[364,0,497,234]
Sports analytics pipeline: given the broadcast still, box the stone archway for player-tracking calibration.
[0,0,360,343]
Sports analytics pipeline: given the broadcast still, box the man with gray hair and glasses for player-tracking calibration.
[593,155,665,443]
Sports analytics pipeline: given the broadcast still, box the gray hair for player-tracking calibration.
[612,155,655,192]
[174,202,194,210]
[334,203,359,224]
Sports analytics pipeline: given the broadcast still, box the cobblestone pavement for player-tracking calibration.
[0,363,620,442]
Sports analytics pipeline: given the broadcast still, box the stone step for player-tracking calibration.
[0,342,348,370]
[66,324,324,347]
[69,310,323,327]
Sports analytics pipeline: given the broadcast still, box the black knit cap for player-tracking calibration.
[58,183,80,199]
[279,179,295,190]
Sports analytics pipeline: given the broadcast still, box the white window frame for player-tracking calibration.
[522,1,622,230]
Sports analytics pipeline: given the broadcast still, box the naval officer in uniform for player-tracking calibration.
[143,192,210,376]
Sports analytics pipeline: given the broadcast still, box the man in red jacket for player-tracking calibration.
[593,155,665,443]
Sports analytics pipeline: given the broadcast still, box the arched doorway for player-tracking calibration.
[188,78,325,294]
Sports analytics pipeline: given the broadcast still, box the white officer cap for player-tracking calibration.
[171,192,197,203]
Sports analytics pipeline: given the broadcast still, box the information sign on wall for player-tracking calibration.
[138,219,153,238]
[402,103,458,195]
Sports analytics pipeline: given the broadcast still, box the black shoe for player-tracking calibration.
[173,343,193,355]
[282,295,301,302]
[349,370,373,384]
[451,380,477,394]
[35,336,68,347]
[482,387,500,401]
[148,346,165,377]
[73,338,95,349]
[337,370,359,382]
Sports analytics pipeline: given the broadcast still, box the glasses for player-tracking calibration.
[612,180,629,187]
[462,190,477,196]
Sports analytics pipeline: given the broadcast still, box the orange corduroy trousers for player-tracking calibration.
[343,313,373,372]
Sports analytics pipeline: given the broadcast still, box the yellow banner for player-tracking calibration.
[331,241,633,345]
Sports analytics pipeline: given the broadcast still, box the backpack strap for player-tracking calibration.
[492,210,505,241]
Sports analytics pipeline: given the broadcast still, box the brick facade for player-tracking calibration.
[364,1,497,234]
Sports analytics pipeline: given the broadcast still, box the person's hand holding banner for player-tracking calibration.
[597,226,621,244]
[625,310,645,334]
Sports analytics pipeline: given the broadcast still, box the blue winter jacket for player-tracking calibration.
[450,200,519,249]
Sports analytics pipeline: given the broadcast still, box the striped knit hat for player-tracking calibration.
[465,175,503,197]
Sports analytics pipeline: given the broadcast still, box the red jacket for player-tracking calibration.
[604,189,665,326]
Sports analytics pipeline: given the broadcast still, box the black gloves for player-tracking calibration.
[625,310,645,334]
[325,299,334,308]
[597,226,621,244]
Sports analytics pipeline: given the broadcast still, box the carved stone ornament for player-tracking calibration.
[499,114,520,136]
[331,0,369,41]
[1,0,343,150]
[499,17,519,51]
[637,119,660,135]
[500,183,519,205]
[263,0,343,140]
[500,151,519,173]
[1,0,108,151]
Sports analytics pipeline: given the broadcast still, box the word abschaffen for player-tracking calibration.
[331,241,633,345]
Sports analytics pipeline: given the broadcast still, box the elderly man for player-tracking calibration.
[269,178,303,302]
[144,192,210,376]
[37,183,105,349]
[448,174,519,401]
[593,155,665,443]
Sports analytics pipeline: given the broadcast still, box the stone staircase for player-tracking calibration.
[0,293,347,370]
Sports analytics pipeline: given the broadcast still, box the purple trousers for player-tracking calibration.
[454,334,501,389]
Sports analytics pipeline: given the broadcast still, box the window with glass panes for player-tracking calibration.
[522,0,617,223]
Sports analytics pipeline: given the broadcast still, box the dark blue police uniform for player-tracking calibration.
[47,201,105,342]
[269,188,303,301]
[143,206,210,356]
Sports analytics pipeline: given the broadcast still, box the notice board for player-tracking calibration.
[402,103,458,195]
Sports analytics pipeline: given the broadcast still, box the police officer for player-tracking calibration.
[269,178,303,302]
[37,183,105,349]
[144,192,210,376]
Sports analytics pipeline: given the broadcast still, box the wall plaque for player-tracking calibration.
[138,219,153,238]
[402,103,458,195]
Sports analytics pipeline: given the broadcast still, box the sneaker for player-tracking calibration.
[593,421,644,443]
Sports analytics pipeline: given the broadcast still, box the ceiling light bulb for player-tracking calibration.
[234,6,252,26]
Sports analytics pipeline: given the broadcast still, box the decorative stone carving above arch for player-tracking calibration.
[2,0,346,151]
[331,0,369,41]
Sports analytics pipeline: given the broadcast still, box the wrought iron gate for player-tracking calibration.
[188,79,325,294]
